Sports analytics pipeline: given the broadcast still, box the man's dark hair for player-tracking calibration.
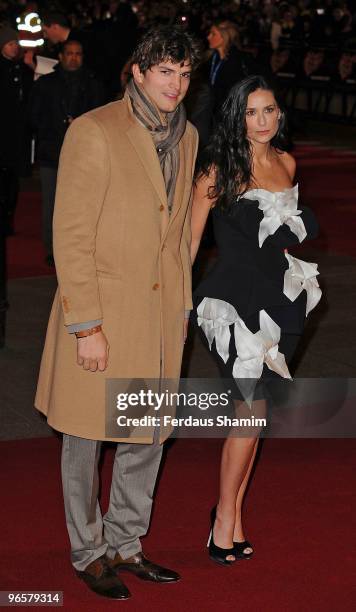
[41,12,70,29]
[60,39,83,54]
[131,25,201,72]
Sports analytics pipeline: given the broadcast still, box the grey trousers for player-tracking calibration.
[39,166,57,256]
[61,434,163,571]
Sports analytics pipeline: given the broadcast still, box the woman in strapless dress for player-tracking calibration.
[190,75,321,565]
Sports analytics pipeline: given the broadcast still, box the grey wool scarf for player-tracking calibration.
[126,78,186,213]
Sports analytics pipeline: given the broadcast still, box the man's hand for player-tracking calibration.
[23,49,35,70]
[77,331,109,372]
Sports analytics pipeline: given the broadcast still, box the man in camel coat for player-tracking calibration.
[35,26,200,600]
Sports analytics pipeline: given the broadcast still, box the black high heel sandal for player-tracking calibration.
[207,507,236,566]
[233,540,254,559]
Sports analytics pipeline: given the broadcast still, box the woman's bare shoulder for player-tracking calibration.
[278,150,296,180]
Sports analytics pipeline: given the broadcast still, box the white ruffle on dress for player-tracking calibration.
[243,184,307,247]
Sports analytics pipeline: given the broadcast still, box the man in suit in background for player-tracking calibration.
[30,39,106,265]
[41,11,89,54]
[35,26,200,600]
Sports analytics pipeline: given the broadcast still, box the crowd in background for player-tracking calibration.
[1,0,356,226]
[1,0,356,345]
[2,0,356,49]
[1,1,356,89]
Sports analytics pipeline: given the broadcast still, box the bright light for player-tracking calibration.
[24,12,39,23]
[18,24,42,33]
[17,12,42,34]
[19,38,44,47]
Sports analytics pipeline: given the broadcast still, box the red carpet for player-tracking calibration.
[7,191,56,279]
[294,144,356,257]
[6,143,356,279]
[1,437,355,611]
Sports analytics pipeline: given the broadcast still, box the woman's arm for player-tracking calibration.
[191,170,216,264]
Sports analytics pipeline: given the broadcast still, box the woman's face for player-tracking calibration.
[207,26,225,51]
[245,89,280,145]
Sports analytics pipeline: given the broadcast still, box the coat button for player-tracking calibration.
[152,283,160,290]
[159,204,164,211]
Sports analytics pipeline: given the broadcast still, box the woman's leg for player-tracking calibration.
[233,438,258,549]
[192,301,269,557]
[230,332,302,549]
[194,292,303,558]
[213,399,265,556]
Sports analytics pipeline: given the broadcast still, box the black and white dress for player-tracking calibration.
[193,185,321,401]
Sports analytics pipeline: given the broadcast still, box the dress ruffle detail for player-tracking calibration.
[197,297,292,383]
[243,184,307,247]
[283,253,322,316]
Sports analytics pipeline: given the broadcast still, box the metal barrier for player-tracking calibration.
[276,72,356,123]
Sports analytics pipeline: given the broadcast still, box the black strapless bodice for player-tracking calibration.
[194,188,319,332]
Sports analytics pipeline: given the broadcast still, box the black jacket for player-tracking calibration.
[0,55,33,169]
[30,65,107,167]
[206,46,261,112]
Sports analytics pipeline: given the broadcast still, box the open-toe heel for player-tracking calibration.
[233,540,254,559]
[207,507,236,566]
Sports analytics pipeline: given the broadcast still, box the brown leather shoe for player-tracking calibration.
[108,552,180,583]
[76,555,131,599]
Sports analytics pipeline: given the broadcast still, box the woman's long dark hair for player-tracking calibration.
[197,75,289,211]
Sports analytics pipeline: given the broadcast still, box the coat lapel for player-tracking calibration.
[126,121,168,209]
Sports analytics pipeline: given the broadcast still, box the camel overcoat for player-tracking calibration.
[35,95,198,443]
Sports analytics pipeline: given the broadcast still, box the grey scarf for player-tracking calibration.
[126,78,186,213]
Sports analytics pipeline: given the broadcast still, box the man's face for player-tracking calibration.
[1,40,19,60]
[132,59,192,113]
[42,23,63,44]
[59,43,83,71]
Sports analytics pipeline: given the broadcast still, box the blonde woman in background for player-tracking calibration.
[206,19,259,112]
